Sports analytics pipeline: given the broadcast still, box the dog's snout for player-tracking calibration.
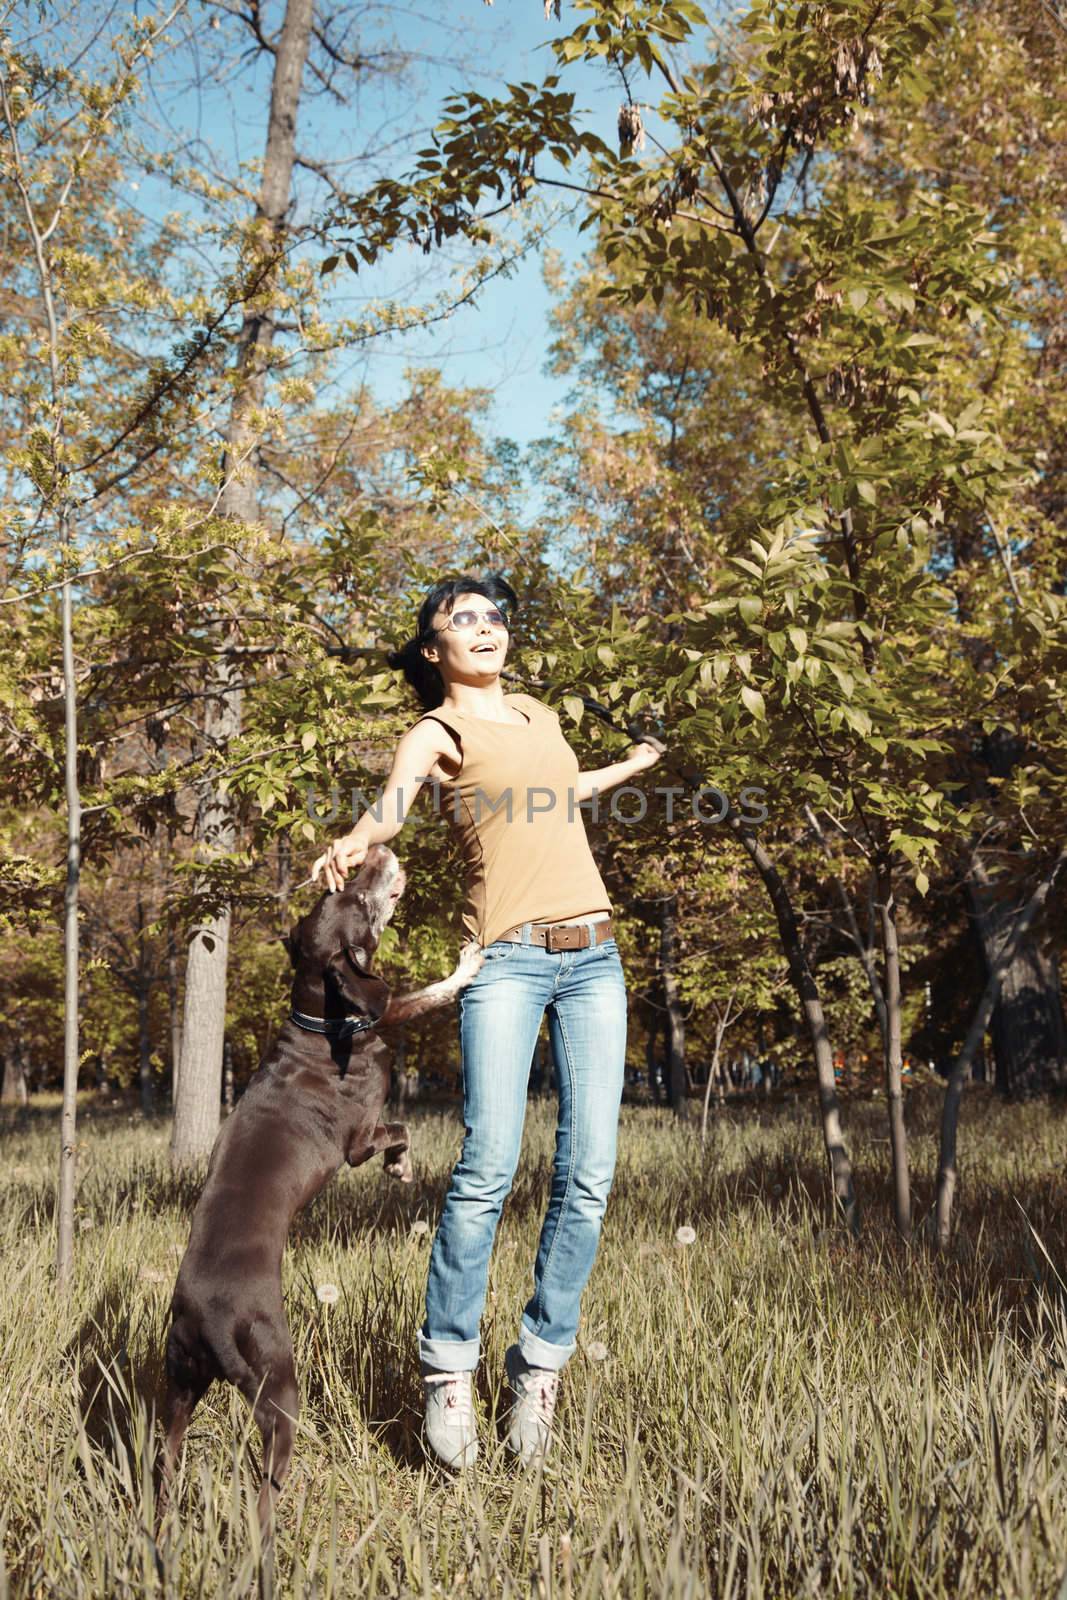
[342,843,404,918]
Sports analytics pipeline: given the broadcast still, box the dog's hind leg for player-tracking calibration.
[252,1370,297,1600]
[231,1327,299,1544]
[158,1359,213,1531]
[252,1360,298,1543]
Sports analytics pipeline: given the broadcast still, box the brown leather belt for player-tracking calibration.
[494,916,614,952]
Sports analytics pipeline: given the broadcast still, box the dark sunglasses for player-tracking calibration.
[434,606,510,633]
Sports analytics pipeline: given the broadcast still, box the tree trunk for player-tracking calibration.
[171,0,314,1166]
[876,851,911,1240]
[805,804,889,1052]
[223,1037,235,1113]
[57,565,81,1287]
[701,994,735,1151]
[172,915,231,1162]
[728,814,860,1234]
[1,1042,29,1106]
[276,832,292,901]
[167,918,182,1105]
[937,846,1067,1248]
[659,893,688,1117]
[136,897,155,1116]
[643,987,661,1099]
[957,724,1067,1096]
[138,985,154,1117]
[965,851,1067,1095]
[95,1052,114,1101]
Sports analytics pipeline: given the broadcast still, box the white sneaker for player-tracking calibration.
[504,1344,559,1465]
[422,1367,478,1468]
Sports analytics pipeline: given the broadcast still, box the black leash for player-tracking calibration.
[500,669,666,751]
[502,671,716,809]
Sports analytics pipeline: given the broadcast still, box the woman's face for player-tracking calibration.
[421,591,510,685]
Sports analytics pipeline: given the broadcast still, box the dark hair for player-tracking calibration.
[386,571,520,711]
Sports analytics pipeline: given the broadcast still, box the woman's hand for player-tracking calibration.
[626,736,666,774]
[311,831,368,893]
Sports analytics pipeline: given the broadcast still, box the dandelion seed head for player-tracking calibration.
[411,1219,430,1236]
[675,1225,697,1246]
[586,1340,610,1362]
[316,1282,340,1305]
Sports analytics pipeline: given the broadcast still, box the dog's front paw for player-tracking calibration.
[384,1146,413,1182]
[454,940,485,987]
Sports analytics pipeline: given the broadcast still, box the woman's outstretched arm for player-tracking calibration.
[311,718,455,890]
[574,741,663,804]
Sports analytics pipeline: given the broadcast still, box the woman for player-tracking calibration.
[312,574,661,1469]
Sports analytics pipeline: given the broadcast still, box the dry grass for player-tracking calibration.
[2,1085,1067,1597]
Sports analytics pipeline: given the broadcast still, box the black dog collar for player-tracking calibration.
[289,1008,377,1041]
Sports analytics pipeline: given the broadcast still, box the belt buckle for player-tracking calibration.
[546,923,583,952]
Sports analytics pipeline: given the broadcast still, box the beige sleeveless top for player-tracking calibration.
[414,692,612,947]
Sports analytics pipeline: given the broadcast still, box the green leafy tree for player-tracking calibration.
[0,3,185,1283]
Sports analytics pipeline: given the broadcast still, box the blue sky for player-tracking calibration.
[130,0,642,456]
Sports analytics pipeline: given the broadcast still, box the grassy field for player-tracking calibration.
[2,1086,1067,1598]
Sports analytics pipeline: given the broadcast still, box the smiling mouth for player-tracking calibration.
[471,644,496,654]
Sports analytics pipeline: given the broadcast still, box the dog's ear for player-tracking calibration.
[280,926,301,968]
[324,949,390,1021]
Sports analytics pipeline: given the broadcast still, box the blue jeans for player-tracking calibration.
[419,920,627,1373]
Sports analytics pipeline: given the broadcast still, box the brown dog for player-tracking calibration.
[160,844,482,1534]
